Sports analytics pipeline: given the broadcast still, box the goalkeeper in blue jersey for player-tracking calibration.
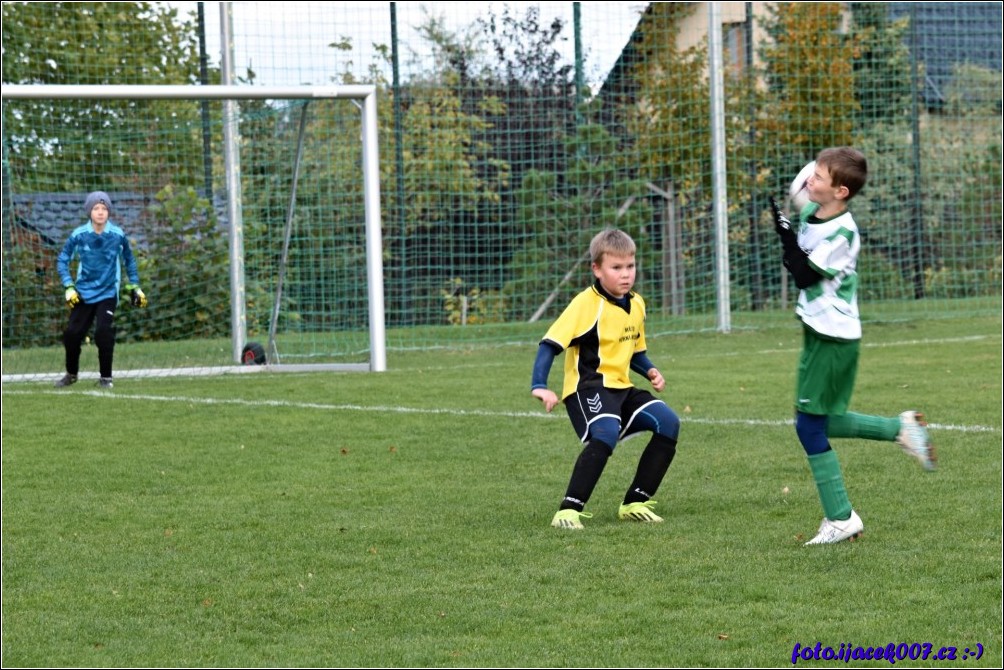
[54,191,147,389]
[771,147,936,546]
[531,228,682,530]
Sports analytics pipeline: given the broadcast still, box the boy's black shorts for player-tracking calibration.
[564,386,661,444]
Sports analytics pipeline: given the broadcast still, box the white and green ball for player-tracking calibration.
[789,160,815,213]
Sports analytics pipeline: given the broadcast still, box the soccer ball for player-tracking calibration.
[241,341,266,365]
[789,160,815,213]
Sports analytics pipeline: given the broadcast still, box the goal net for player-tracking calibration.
[2,84,386,383]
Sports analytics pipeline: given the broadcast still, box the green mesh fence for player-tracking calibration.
[3,2,1001,382]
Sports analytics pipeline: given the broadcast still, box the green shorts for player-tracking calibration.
[795,327,860,416]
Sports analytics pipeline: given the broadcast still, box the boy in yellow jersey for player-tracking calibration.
[771,147,936,546]
[531,228,681,529]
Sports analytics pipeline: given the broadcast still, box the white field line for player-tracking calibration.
[2,388,998,434]
[2,334,996,383]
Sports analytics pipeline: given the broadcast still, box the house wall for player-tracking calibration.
[677,2,775,74]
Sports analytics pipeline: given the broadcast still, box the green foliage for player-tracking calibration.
[755,3,1001,304]
[624,3,767,315]
[126,185,230,341]
[922,128,1002,302]
[759,2,857,158]
[440,278,507,325]
[627,3,708,191]
[506,122,653,320]
[945,62,1003,117]
[233,93,313,336]
[856,248,911,301]
[398,85,504,228]
[2,2,1000,352]
[956,139,1003,249]
[1,1,208,191]
[845,125,919,286]
[925,261,1004,299]
[310,23,516,328]
[913,111,1002,300]
[0,240,65,348]
[471,5,579,187]
[849,3,914,125]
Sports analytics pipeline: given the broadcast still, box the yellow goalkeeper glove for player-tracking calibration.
[64,286,80,308]
[130,287,148,308]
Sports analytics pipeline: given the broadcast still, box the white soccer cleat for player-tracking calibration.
[804,510,863,545]
[896,410,936,471]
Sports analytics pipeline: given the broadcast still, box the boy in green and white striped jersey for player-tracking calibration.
[770,147,936,546]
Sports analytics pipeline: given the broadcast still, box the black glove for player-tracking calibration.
[769,196,799,251]
[770,197,821,289]
[783,246,822,289]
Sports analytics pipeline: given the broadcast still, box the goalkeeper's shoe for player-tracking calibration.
[618,500,663,522]
[896,411,936,471]
[54,373,78,388]
[804,510,863,545]
[98,377,114,389]
[551,509,592,530]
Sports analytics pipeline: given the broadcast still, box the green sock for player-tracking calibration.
[807,450,852,521]
[827,412,899,441]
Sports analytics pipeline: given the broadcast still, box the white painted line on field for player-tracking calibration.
[2,388,998,433]
[861,334,995,348]
[650,334,998,360]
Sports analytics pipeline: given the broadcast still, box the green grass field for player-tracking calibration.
[2,315,1001,667]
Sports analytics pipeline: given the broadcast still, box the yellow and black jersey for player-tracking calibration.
[541,281,648,400]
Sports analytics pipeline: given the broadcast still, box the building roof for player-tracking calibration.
[7,191,227,249]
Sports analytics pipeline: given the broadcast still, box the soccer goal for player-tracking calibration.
[2,84,386,383]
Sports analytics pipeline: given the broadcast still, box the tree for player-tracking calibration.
[472,5,578,189]
[2,2,206,191]
[622,3,720,313]
[128,185,230,341]
[758,2,857,173]
[379,15,514,325]
[385,5,580,323]
[506,122,653,321]
[849,3,914,126]
[2,2,222,347]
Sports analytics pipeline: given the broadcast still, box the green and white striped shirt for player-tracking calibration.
[795,204,861,341]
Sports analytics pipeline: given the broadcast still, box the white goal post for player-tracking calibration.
[3,83,387,374]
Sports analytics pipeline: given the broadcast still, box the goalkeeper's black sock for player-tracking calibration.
[623,434,677,505]
[559,439,613,512]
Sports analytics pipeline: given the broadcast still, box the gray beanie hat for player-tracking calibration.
[84,191,112,217]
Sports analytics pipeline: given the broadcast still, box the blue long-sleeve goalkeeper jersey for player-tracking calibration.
[56,221,140,304]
